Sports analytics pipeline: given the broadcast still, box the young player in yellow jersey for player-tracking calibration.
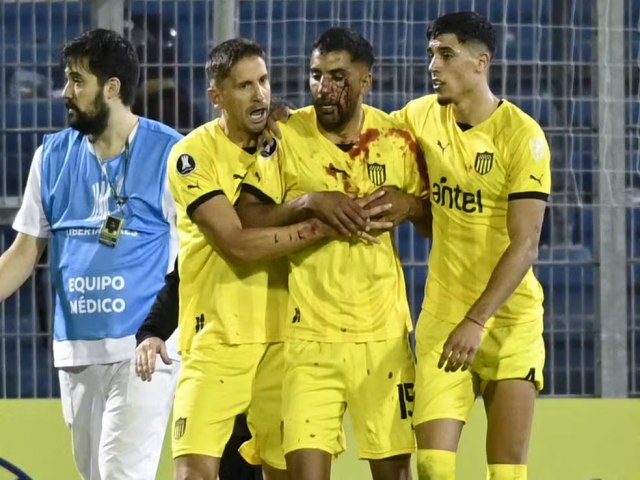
[238,28,431,480]
[391,12,551,480]
[168,39,348,480]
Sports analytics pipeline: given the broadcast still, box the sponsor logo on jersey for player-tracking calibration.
[437,140,450,155]
[524,367,536,383]
[529,174,543,186]
[432,176,483,213]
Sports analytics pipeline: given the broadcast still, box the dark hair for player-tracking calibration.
[312,27,375,69]
[427,12,496,57]
[206,38,266,86]
[61,28,140,106]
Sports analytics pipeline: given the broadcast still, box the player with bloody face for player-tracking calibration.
[237,27,432,480]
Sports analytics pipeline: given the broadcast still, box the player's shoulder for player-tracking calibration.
[405,94,439,110]
[277,106,319,151]
[171,120,218,157]
[167,121,219,179]
[362,104,417,145]
[363,104,406,128]
[393,94,440,130]
[493,101,549,163]
[281,106,315,133]
[497,100,545,137]
[402,94,439,116]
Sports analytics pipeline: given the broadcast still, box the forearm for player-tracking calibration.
[136,267,179,344]
[0,236,44,302]
[136,319,174,344]
[466,238,538,324]
[237,194,309,228]
[408,198,432,238]
[205,219,327,265]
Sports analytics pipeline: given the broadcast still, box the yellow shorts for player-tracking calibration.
[414,314,545,426]
[282,336,416,460]
[172,342,285,469]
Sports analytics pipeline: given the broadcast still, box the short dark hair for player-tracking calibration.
[427,12,497,57]
[62,28,140,106]
[312,27,375,69]
[206,38,266,86]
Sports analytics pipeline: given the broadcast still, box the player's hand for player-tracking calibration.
[437,317,485,372]
[257,101,291,148]
[361,187,420,228]
[304,217,382,244]
[355,190,394,231]
[135,336,172,382]
[303,191,375,238]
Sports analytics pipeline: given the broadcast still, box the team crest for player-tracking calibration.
[176,154,196,175]
[174,417,187,440]
[474,152,494,175]
[367,163,386,186]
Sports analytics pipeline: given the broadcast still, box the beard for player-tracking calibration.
[312,78,361,132]
[313,97,359,132]
[66,93,110,137]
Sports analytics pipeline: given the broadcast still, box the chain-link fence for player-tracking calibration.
[0,0,637,398]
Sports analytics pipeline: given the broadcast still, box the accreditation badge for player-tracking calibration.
[99,215,125,247]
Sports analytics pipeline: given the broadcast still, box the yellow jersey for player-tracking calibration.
[394,95,551,325]
[168,119,287,352]
[243,105,428,342]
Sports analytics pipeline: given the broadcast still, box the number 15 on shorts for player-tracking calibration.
[397,382,414,419]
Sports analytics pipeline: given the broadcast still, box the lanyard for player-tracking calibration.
[96,139,130,208]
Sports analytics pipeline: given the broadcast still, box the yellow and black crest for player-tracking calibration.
[474,152,494,175]
[367,163,386,186]
[174,417,187,440]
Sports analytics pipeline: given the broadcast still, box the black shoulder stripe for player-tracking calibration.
[187,190,224,218]
[240,184,276,205]
[508,191,549,202]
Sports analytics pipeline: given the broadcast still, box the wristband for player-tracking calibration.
[465,316,486,329]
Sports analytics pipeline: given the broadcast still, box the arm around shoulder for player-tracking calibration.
[193,194,332,265]
[236,187,309,228]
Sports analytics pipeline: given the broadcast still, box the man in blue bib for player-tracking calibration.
[0,29,182,479]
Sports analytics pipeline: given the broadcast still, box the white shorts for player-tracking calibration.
[58,357,180,480]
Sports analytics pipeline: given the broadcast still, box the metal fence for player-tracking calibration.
[0,0,637,398]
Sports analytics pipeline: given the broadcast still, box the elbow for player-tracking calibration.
[511,235,539,267]
[522,239,539,266]
[224,245,259,266]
